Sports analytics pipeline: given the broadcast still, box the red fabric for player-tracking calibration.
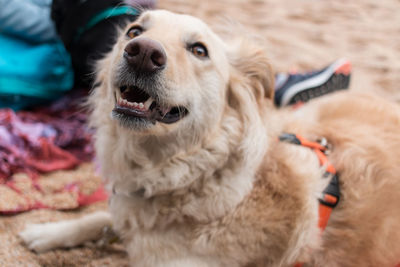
[78,184,109,206]
[0,92,93,181]
[0,182,109,215]
[0,91,107,214]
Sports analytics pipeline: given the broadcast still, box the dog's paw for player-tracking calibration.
[19,222,68,252]
[19,212,112,253]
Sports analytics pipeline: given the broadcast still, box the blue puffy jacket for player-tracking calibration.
[0,0,73,110]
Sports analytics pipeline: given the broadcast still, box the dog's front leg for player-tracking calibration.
[159,257,222,267]
[19,211,111,252]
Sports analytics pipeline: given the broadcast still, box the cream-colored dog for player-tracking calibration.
[20,10,400,267]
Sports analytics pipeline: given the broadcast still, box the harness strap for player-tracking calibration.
[278,133,340,227]
[279,133,340,266]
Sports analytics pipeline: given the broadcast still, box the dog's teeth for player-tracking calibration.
[144,98,154,110]
[118,97,149,110]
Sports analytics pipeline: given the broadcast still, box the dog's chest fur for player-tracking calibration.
[102,128,323,266]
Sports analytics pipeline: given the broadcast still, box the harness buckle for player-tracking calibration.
[319,174,340,208]
[317,137,332,154]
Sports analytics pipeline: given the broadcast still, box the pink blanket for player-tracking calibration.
[0,91,107,214]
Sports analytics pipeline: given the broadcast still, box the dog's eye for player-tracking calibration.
[189,43,208,58]
[127,26,143,39]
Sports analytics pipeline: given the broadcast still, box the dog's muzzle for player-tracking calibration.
[112,38,188,128]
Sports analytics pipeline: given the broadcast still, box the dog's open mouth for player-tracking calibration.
[113,85,188,124]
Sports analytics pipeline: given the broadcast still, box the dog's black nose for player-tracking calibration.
[124,38,167,72]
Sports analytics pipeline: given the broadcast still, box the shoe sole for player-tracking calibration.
[280,59,351,106]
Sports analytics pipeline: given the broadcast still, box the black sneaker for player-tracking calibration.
[274,59,351,107]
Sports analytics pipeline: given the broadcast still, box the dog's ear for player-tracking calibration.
[227,38,275,102]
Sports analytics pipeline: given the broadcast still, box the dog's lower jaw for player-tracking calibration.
[111,110,156,131]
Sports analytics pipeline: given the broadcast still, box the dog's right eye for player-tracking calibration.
[127,26,143,39]
[189,43,208,59]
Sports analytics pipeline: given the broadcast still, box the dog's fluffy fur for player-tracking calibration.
[20,10,400,267]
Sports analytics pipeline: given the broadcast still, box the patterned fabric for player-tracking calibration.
[0,90,107,214]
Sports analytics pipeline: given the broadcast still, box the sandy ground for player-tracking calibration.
[1,0,399,266]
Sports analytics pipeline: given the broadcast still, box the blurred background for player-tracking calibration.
[159,0,400,101]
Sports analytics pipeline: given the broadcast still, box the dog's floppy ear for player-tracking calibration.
[227,38,275,102]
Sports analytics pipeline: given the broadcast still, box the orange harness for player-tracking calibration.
[279,133,340,267]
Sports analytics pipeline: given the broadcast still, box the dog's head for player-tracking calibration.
[93,10,274,139]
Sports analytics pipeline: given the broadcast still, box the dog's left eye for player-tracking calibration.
[127,26,143,39]
[189,43,208,58]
